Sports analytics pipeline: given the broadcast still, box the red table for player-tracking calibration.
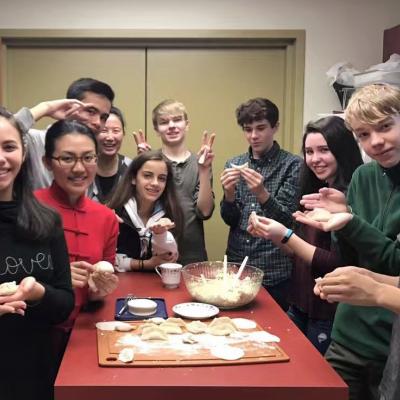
[55,273,347,400]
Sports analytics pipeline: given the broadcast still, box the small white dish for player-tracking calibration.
[128,298,157,316]
[172,302,219,320]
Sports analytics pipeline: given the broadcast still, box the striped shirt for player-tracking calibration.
[220,141,301,287]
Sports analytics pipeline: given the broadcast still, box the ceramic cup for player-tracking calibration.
[155,263,183,289]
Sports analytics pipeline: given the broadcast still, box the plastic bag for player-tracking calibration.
[326,62,360,87]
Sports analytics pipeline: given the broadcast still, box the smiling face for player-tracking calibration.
[45,133,97,203]
[352,115,400,168]
[97,113,124,157]
[133,160,168,208]
[305,132,338,185]
[0,117,24,201]
[154,111,189,147]
[73,92,112,134]
[243,119,278,159]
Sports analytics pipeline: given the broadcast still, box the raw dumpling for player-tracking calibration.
[147,317,165,325]
[182,333,198,344]
[166,317,186,327]
[0,281,18,296]
[208,317,237,336]
[186,320,208,334]
[231,162,249,170]
[307,208,331,222]
[118,348,134,363]
[209,317,236,330]
[160,322,183,334]
[140,322,158,331]
[141,325,168,341]
[208,322,237,336]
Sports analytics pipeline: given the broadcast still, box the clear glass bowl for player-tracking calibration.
[181,261,264,309]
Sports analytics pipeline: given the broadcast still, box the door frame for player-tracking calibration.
[0,29,305,152]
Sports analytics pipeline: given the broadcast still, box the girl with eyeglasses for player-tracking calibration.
[34,119,119,371]
[0,108,74,400]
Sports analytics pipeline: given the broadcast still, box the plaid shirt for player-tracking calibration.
[220,142,301,287]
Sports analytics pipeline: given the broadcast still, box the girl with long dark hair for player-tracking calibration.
[0,107,74,400]
[248,116,363,354]
[108,150,183,272]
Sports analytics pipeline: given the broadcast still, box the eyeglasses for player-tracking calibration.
[51,154,98,168]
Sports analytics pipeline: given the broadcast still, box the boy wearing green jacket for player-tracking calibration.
[300,83,400,400]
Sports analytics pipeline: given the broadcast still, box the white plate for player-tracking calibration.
[172,302,219,320]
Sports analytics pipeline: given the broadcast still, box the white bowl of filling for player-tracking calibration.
[181,262,264,309]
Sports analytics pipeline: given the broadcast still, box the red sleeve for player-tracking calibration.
[102,211,119,266]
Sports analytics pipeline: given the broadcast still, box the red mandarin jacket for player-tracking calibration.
[35,182,119,327]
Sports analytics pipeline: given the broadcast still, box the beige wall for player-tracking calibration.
[0,0,399,126]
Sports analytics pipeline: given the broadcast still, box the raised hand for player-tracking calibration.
[30,99,85,121]
[0,301,27,316]
[315,266,379,306]
[220,167,241,202]
[240,167,269,203]
[132,129,152,154]
[247,215,287,243]
[150,218,175,235]
[149,252,178,268]
[197,131,216,167]
[90,272,119,297]
[71,260,94,289]
[300,187,348,213]
[0,276,44,306]
[293,210,353,232]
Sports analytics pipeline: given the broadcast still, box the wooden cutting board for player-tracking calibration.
[97,320,289,367]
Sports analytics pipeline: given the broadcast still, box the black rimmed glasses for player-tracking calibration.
[51,154,98,168]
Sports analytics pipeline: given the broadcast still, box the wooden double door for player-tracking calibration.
[2,31,304,260]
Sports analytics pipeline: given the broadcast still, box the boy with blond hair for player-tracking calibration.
[301,84,400,400]
[134,99,215,266]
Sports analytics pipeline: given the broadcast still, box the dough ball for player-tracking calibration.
[94,261,114,273]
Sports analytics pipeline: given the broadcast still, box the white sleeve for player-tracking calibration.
[151,231,178,255]
[115,253,132,272]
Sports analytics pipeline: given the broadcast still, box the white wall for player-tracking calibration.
[1,0,399,126]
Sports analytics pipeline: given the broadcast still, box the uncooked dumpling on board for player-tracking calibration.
[147,317,165,325]
[209,317,236,330]
[208,317,237,336]
[208,322,237,336]
[160,322,183,334]
[186,320,208,334]
[166,317,186,327]
[141,325,168,341]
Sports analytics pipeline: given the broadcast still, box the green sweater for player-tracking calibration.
[333,161,400,360]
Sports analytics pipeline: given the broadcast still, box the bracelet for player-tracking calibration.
[139,259,144,270]
[281,229,294,244]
